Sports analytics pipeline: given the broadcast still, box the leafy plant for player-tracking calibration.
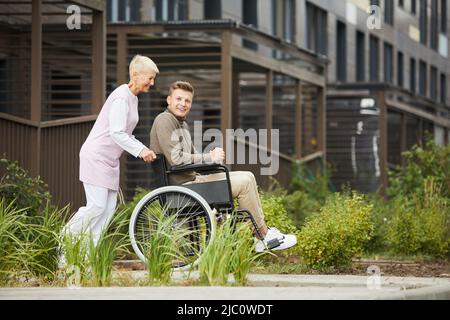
[298,192,374,271]
[198,216,262,286]
[86,206,133,287]
[388,138,450,199]
[386,178,450,258]
[21,204,67,280]
[0,158,51,215]
[259,192,298,236]
[229,220,263,286]
[140,204,197,286]
[61,232,89,286]
[363,193,391,254]
[290,162,333,203]
[0,198,28,284]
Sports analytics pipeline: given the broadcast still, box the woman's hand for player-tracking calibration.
[139,148,157,162]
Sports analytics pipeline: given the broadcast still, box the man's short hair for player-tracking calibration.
[169,81,194,96]
[129,55,159,78]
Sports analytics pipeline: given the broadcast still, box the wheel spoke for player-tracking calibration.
[131,189,213,269]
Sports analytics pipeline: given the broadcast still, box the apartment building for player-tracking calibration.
[1,1,449,209]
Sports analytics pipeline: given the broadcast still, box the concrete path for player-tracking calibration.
[1,272,449,300]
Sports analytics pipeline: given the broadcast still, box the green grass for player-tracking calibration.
[198,216,263,286]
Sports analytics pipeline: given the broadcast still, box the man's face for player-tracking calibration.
[133,69,156,94]
[167,88,193,118]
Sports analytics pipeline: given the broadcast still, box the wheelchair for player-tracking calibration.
[128,154,263,270]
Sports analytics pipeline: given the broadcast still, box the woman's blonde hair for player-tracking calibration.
[129,55,159,78]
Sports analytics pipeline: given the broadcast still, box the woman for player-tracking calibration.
[63,55,158,248]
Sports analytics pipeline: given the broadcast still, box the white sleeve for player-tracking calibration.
[109,99,146,158]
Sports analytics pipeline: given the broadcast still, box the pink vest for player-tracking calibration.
[79,84,139,190]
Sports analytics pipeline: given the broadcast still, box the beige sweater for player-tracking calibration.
[149,110,212,185]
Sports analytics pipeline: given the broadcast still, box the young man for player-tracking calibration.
[150,81,297,252]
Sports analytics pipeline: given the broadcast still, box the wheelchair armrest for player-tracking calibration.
[168,163,229,175]
[168,163,234,211]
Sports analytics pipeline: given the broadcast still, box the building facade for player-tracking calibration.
[105,0,450,193]
[1,0,449,210]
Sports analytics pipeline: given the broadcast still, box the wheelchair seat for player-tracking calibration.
[148,154,234,212]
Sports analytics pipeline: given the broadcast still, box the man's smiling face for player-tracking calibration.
[166,88,193,118]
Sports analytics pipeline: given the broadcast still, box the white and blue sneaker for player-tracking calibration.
[254,227,297,253]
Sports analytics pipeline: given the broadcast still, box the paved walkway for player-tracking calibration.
[1,272,449,300]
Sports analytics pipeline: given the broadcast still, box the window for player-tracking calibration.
[118,0,127,22]
[441,73,447,104]
[107,0,113,21]
[420,0,428,45]
[384,42,393,83]
[336,21,347,81]
[419,60,427,96]
[384,0,394,25]
[283,0,296,42]
[242,0,258,49]
[430,66,438,100]
[204,0,221,19]
[243,0,257,27]
[411,0,417,14]
[306,2,327,55]
[107,0,141,22]
[155,0,188,21]
[356,31,365,81]
[370,35,380,81]
[410,58,416,92]
[442,0,447,34]
[431,0,438,50]
[272,0,296,42]
[397,51,404,87]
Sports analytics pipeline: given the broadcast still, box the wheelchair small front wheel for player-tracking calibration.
[129,186,216,270]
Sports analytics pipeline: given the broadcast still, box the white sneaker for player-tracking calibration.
[254,227,297,253]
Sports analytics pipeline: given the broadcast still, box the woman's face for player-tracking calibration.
[132,69,157,94]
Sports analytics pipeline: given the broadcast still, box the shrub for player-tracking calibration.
[363,193,391,253]
[21,204,67,280]
[387,139,450,199]
[0,198,28,284]
[0,158,51,215]
[0,197,67,284]
[265,162,332,228]
[386,178,450,258]
[283,190,322,228]
[298,192,374,271]
[259,191,298,236]
[290,162,333,203]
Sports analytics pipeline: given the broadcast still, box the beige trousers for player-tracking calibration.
[184,171,266,230]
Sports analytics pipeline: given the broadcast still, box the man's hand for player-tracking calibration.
[210,147,225,163]
[139,148,157,162]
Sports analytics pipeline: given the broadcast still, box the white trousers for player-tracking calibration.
[64,183,117,246]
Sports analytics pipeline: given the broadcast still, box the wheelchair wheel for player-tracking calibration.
[129,186,215,270]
